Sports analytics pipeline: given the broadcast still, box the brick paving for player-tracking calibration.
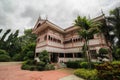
[0,62,71,80]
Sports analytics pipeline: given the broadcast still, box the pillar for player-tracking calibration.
[73,53,75,58]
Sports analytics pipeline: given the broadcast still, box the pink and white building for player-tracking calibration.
[32,15,110,62]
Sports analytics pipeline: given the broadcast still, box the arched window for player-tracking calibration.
[48,35,51,40]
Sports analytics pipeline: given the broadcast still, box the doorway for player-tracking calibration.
[51,53,58,62]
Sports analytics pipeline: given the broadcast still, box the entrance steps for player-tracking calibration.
[52,63,66,69]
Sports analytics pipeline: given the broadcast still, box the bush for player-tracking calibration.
[29,65,37,71]
[21,60,37,70]
[12,54,22,61]
[96,62,120,80]
[26,51,34,59]
[21,64,30,70]
[80,62,88,69]
[39,50,49,64]
[74,69,98,80]
[0,54,11,62]
[21,50,54,71]
[99,48,108,55]
[25,60,36,65]
[66,60,81,68]
[115,49,120,59]
[45,64,55,70]
[36,61,45,71]
[80,62,99,69]
[112,61,120,65]
[0,49,8,55]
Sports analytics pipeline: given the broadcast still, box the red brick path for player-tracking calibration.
[0,63,70,80]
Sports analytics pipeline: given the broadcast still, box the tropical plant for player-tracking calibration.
[98,48,109,62]
[74,16,101,69]
[107,7,120,48]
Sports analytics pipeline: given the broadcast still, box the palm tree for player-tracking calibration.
[74,16,101,69]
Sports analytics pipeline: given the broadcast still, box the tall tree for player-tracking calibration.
[0,29,22,57]
[74,16,101,69]
[108,7,120,48]
[19,29,37,47]
[0,29,11,49]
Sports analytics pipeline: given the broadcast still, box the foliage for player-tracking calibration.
[80,62,88,69]
[0,29,22,58]
[21,60,37,70]
[80,61,98,69]
[0,49,8,55]
[99,48,108,55]
[96,62,120,80]
[0,54,11,62]
[66,60,81,68]
[26,51,35,60]
[38,50,50,64]
[74,69,98,80]
[12,54,23,61]
[108,7,120,48]
[98,48,109,62]
[115,48,120,60]
[74,16,101,69]
[21,50,54,71]
[112,61,120,65]
[19,29,37,47]
[66,60,99,69]
[36,61,46,71]
[22,43,36,60]
[44,64,55,70]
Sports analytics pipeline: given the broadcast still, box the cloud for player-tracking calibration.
[21,6,41,26]
[0,0,120,35]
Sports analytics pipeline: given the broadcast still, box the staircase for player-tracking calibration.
[53,63,67,69]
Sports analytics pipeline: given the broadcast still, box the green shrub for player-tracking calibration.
[21,60,37,70]
[80,62,88,69]
[29,65,36,71]
[96,62,120,80]
[39,50,49,63]
[99,48,108,55]
[45,64,55,70]
[21,64,30,70]
[112,61,120,65]
[26,51,34,59]
[12,54,22,61]
[0,54,11,62]
[0,49,8,55]
[66,60,81,68]
[21,50,54,71]
[116,48,120,58]
[25,60,36,65]
[23,56,29,61]
[36,61,45,71]
[74,69,98,80]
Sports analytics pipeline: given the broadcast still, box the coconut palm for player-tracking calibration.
[74,16,101,69]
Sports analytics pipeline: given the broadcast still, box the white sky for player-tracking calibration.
[0,0,120,35]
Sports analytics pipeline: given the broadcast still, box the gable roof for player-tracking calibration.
[32,15,105,34]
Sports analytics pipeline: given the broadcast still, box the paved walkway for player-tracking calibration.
[0,62,71,80]
[59,75,84,80]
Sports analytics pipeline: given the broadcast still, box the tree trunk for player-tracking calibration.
[85,40,91,69]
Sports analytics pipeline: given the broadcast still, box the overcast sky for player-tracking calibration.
[0,0,120,35]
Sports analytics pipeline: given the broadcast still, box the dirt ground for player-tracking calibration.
[0,62,71,80]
